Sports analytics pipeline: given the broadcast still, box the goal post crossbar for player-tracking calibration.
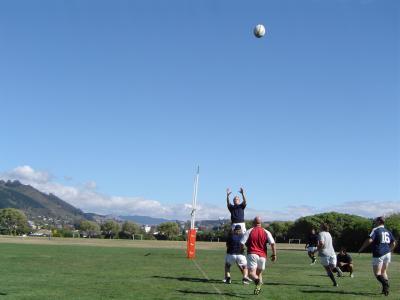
[289,239,301,244]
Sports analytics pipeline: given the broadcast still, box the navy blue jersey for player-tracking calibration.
[226,233,244,254]
[307,234,319,247]
[369,226,395,258]
[228,203,246,223]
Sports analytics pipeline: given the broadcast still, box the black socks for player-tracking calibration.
[328,271,337,285]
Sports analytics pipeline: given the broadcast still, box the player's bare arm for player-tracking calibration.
[226,188,231,208]
[390,240,397,252]
[239,187,246,206]
[317,239,324,251]
[270,243,277,262]
[358,238,373,253]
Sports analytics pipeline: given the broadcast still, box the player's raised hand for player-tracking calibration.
[239,187,244,194]
[226,188,231,196]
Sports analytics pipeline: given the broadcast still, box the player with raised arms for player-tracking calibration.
[226,187,247,233]
[358,217,396,296]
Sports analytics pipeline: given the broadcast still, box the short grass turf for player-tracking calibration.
[0,243,398,299]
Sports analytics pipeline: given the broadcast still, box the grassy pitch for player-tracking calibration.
[0,241,398,299]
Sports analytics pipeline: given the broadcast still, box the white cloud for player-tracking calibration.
[5,165,51,183]
[1,165,399,221]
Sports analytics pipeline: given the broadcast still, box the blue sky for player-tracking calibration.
[0,0,399,220]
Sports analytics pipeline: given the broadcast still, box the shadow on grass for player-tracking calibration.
[0,292,7,296]
[301,290,376,296]
[152,275,222,284]
[267,282,322,288]
[308,274,327,277]
[177,289,247,298]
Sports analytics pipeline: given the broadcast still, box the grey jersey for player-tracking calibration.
[318,231,335,257]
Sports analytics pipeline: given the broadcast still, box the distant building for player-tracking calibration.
[27,220,37,229]
[143,225,152,233]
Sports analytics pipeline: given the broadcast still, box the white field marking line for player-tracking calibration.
[192,259,226,299]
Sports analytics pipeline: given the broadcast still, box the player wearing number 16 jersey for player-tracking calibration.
[358,217,396,296]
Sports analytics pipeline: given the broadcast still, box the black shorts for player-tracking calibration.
[339,263,352,272]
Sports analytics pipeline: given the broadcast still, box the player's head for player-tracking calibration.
[311,228,316,234]
[374,216,385,226]
[233,224,242,235]
[340,247,347,254]
[320,223,329,232]
[233,196,240,205]
[253,216,262,227]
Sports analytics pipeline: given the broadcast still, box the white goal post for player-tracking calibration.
[289,238,301,244]
[132,234,143,240]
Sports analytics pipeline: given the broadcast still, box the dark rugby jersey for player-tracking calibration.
[369,226,395,258]
[226,234,244,255]
[337,253,352,264]
[228,203,246,223]
[307,234,319,247]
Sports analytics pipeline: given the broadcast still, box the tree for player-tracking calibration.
[288,212,372,252]
[119,221,140,239]
[79,220,100,238]
[157,222,180,240]
[269,221,293,242]
[385,213,400,253]
[101,220,120,239]
[0,208,29,235]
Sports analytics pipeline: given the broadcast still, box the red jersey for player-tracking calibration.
[241,226,275,258]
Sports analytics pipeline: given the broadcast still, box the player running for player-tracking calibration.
[358,217,396,296]
[336,247,354,278]
[317,223,343,287]
[226,187,247,232]
[241,216,277,295]
[223,225,252,285]
[305,228,318,265]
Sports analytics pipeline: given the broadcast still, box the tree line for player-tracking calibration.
[195,212,399,253]
[268,212,399,252]
[0,208,180,240]
[0,208,398,253]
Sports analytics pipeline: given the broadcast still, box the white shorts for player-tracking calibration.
[225,254,247,267]
[320,255,337,267]
[231,222,246,233]
[307,246,318,253]
[247,254,266,271]
[372,253,391,266]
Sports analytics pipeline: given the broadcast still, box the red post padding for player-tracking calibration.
[187,229,197,259]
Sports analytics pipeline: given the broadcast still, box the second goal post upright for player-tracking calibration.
[187,166,199,259]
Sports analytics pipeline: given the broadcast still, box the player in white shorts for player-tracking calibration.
[241,217,277,295]
[305,229,319,265]
[358,217,396,296]
[224,225,251,284]
[317,223,343,287]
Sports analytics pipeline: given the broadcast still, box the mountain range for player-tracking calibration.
[0,180,85,222]
[0,180,173,225]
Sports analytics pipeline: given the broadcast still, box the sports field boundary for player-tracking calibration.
[0,235,306,251]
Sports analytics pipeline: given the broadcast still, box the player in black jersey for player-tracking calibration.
[305,229,318,264]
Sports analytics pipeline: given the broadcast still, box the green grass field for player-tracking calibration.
[0,241,398,299]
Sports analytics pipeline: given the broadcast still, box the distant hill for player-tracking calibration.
[119,215,171,225]
[0,180,213,226]
[0,180,85,222]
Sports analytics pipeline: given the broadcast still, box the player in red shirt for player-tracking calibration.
[241,216,277,295]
